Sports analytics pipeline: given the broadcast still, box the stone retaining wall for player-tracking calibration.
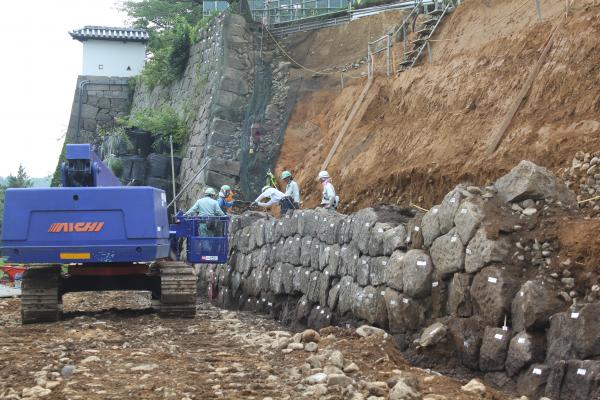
[64,76,132,144]
[199,161,600,399]
[132,13,292,207]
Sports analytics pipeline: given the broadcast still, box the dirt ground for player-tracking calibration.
[275,0,600,212]
[0,292,509,400]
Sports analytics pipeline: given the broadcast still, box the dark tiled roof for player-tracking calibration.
[69,26,149,42]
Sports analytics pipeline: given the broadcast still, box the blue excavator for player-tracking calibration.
[1,144,229,323]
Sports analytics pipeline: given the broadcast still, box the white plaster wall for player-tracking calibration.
[82,40,146,77]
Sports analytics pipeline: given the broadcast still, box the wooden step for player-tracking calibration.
[398,58,414,67]
[416,28,433,36]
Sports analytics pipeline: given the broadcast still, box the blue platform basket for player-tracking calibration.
[171,215,230,264]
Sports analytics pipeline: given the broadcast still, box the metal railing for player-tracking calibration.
[405,1,451,69]
[367,0,424,78]
[251,0,351,26]
[268,0,436,36]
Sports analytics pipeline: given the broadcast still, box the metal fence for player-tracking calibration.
[249,0,351,25]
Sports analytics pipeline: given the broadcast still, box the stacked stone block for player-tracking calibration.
[198,162,600,399]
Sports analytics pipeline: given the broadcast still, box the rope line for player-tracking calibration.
[263,24,366,78]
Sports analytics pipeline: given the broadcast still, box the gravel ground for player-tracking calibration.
[0,291,508,400]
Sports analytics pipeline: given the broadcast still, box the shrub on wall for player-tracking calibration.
[121,106,187,152]
[141,18,193,87]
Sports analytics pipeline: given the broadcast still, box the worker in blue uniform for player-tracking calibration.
[184,187,225,237]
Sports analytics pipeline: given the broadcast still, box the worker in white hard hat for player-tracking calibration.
[252,185,287,211]
[217,184,235,213]
[184,187,225,236]
[317,170,338,209]
[280,170,300,214]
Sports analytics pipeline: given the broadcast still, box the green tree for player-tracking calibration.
[121,0,204,33]
[5,165,33,189]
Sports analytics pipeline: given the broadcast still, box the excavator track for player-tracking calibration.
[157,261,197,318]
[21,265,61,324]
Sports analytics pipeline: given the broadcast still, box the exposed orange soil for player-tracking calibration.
[275,0,600,212]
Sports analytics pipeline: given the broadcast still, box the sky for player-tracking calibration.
[0,0,129,178]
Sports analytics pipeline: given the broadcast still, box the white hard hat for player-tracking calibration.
[318,170,330,180]
[204,187,217,196]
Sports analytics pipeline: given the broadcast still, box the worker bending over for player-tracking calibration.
[318,170,338,209]
[217,184,235,213]
[184,187,225,236]
[252,186,289,213]
[280,170,300,213]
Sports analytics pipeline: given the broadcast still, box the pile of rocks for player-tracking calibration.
[560,150,600,211]
[200,160,599,399]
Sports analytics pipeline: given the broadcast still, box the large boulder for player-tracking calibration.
[447,273,473,317]
[269,263,295,295]
[310,238,323,271]
[555,359,600,400]
[284,236,301,265]
[318,243,332,270]
[337,216,354,244]
[417,322,448,348]
[453,199,484,244]
[307,304,333,330]
[337,276,358,315]
[546,310,579,364]
[357,255,372,286]
[384,250,405,291]
[430,228,465,277]
[494,160,577,207]
[406,216,424,249]
[383,224,407,255]
[438,185,466,235]
[317,213,343,245]
[516,364,549,399]
[384,288,427,333]
[306,271,330,306]
[369,257,388,286]
[505,331,545,377]
[573,301,600,359]
[402,250,433,298]
[448,316,485,370]
[281,213,298,237]
[298,210,317,237]
[324,244,341,278]
[470,266,519,326]
[511,280,565,332]
[352,208,379,254]
[264,219,280,244]
[479,327,511,372]
[327,279,341,311]
[352,285,388,327]
[251,221,266,248]
[465,228,510,273]
[293,267,311,294]
[339,244,360,278]
[421,206,442,248]
[368,222,393,256]
[300,236,314,267]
